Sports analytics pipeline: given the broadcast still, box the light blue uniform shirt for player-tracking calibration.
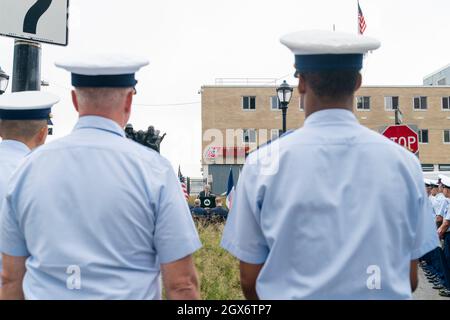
[435,193,447,217]
[0,140,30,285]
[222,109,439,300]
[438,197,450,226]
[0,116,202,300]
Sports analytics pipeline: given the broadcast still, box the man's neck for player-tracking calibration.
[79,112,125,128]
[304,94,355,119]
[306,105,354,118]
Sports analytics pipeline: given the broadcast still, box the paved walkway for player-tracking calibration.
[413,267,450,300]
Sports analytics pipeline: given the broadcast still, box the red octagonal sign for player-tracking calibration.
[382,125,419,154]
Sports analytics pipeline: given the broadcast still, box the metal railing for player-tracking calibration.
[215,78,278,86]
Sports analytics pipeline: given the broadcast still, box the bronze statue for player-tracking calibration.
[125,124,166,153]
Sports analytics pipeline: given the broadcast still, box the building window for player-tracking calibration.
[385,96,399,111]
[439,164,450,172]
[444,130,450,144]
[442,97,450,110]
[438,78,447,86]
[242,96,256,110]
[243,129,257,143]
[299,95,305,111]
[356,96,371,110]
[422,164,435,172]
[418,129,429,144]
[413,96,428,110]
[271,129,283,141]
[271,96,280,111]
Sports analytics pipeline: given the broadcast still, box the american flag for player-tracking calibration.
[178,166,190,201]
[358,2,367,35]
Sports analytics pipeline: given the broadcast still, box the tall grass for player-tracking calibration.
[193,220,244,300]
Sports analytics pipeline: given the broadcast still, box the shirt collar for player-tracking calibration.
[0,140,31,155]
[304,109,358,128]
[73,116,126,138]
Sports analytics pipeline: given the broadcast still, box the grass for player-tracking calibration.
[193,220,244,300]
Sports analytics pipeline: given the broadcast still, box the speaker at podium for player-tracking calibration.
[200,196,216,209]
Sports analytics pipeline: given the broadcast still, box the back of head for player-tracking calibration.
[55,53,149,127]
[0,91,59,149]
[74,87,132,114]
[194,199,201,207]
[0,119,47,143]
[280,30,380,112]
[301,70,360,101]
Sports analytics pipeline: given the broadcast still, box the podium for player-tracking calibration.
[200,196,216,209]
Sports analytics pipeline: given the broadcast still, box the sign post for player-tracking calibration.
[12,40,41,92]
[382,125,419,155]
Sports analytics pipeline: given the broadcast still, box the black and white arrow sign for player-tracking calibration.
[0,0,69,46]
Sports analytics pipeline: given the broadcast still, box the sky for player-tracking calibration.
[1,0,450,177]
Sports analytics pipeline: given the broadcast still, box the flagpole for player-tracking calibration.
[357,0,360,34]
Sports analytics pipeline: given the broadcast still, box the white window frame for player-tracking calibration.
[442,129,450,145]
[438,77,447,86]
[271,129,282,141]
[384,96,399,111]
[356,96,371,112]
[413,96,428,111]
[442,96,450,111]
[270,96,280,111]
[242,96,256,111]
[243,129,257,144]
[422,164,435,172]
[418,129,429,145]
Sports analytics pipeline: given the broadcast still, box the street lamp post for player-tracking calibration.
[0,67,10,95]
[276,80,294,134]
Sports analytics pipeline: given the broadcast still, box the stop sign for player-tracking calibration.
[382,125,419,154]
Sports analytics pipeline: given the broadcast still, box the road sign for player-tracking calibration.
[382,125,419,154]
[0,0,69,46]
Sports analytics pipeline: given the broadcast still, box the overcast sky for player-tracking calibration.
[1,0,449,177]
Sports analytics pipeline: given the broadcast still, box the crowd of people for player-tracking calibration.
[422,177,450,297]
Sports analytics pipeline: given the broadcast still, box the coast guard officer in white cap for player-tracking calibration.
[0,54,201,300]
[0,91,58,287]
[221,30,439,300]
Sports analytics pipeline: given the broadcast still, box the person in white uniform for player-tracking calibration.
[0,54,202,300]
[434,175,450,297]
[420,178,449,293]
[0,91,58,286]
[221,30,439,300]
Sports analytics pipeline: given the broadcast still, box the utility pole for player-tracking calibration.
[12,40,42,92]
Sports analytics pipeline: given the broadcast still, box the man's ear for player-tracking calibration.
[124,90,133,114]
[71,90,79,112]
[36,124,48,146]
[298,74,307,95]
[355,73,362,91]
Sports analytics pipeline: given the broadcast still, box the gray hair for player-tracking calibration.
[75,87,133,110]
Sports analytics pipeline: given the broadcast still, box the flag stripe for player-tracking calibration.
[178,166,190,201]
[358,2,367,35]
